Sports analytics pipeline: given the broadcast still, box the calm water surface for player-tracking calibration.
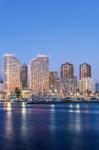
[0,103,99,150]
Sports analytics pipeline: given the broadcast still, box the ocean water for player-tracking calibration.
[0,103,99,150]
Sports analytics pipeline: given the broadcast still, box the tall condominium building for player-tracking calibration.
[3,53,21,94]
[49,71,58,95]
[29,55,49,96]
[60,62,74,82]
[96,83,99,93]
[0,80,4,92]
[60,62,75,97]
[80,63,91,79]
[20,64,28,89]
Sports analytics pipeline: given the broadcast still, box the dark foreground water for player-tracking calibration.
[0,103,99,150]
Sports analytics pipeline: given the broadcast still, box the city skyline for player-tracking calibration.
[0,1,99,150]
[0,0,99,80]
[0,52,98,82]
[3,53,96,98]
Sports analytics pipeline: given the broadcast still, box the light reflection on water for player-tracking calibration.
[50,104,56,131]
[69,104,81,113]
[0,103,99,150]
[4,102,12,111]
[4,102,13,140]
[21,103,27,115]
[21,103,27,138]
[68,104,82,133]
[74,113,82,132]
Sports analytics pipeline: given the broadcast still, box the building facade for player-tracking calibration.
[3,53,21,94]
[67,76,77,96]
[0,80,4,92]
[80,63,91,79]
[29,55,49,96]
[20,64,28,89]
[96,83,99,93]
[60,62,74,82]
[78,77,96,96]
[49,71,58,96]
[60,62,77,97]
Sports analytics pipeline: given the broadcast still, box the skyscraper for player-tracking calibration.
[60,62,75,97]
[80,63,91,79]
[29,55,49,96]
[60,62,74,83]
[3,53,21,94]
[0,80,3,92]
[20,64,28,89]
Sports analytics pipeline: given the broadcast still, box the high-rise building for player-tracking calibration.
[60,62,75,97]
[3,53,21,94]
[80,63,91,79]
[20,64,28,89]
[60,62,74,82]
[0,80,4,92]
[29,55,49,96]
[49,71,58,95]
[96,83,99,93]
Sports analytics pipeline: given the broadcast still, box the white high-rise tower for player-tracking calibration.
[3,53,21,94]
[28,55,49,96]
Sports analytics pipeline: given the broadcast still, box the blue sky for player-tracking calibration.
[0,0,99,80]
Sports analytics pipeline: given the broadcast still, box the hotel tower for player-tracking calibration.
[80,63,91,79]
[28,55,49,96]
[20,64,28,89]
[60,62,77,96]
[3,53,21,94]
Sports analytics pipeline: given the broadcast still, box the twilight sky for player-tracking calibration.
[0,0,99,81]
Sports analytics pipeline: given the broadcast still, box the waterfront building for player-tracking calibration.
[57,77,61,97]
[60,62,77,97]
[21,89,32,99]
[80,63,91,79]
[28,55,49,96]
[0,80,4,92]
[96,83,99,93]
[78,77,96,97]
[49,71,58,96]
[68,76,77,96]
[3,53,21,94]
[28,62,32,90]
[60,62,74,82]
[20,64,28,89]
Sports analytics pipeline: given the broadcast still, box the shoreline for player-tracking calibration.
[26,101,99,105]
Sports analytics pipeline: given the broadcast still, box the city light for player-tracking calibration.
[0,53,97,101]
